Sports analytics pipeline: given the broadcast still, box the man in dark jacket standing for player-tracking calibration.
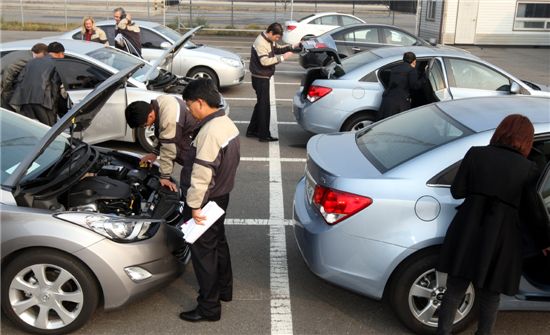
[247,22,295,142]
[378,51,426,120]
[113,7,142,57]
[9,42,69,126]
[179,78,240,322]
[1,43,48,111]
[125,95,198,192]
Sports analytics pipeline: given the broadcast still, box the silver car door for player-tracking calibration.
[427,58,453,101]
[443,57,512,100]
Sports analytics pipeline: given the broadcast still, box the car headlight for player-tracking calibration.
[221,57,242,68]
[55,213,161,242]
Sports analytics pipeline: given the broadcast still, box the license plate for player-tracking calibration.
[305,171,315,204]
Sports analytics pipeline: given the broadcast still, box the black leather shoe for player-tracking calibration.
[259,136,278,142]
[179,309,220,322]
[245,131,257,138]
[220,295,232,302]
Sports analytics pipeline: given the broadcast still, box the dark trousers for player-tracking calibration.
[19,104,56,126]
[248,76,271,138]
[183,194,232,318]
[437,275,500,335]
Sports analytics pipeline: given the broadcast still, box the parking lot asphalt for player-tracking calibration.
[1,31,550,334]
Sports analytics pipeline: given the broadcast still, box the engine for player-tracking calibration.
[65,155,184,225]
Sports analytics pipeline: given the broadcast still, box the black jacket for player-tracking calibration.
[378,62,425,120]
[9,55,67,115]
[437,145,550,295]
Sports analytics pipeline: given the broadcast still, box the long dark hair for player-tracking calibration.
[490,114,534,157]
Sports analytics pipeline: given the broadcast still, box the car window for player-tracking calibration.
[356,104,473,172]
[320,15,339,26]
[444,58,511,91]
[141,28,167,49]
[344,28,379,43]
[86,47,156,82]
[55,57,112,90]
[152,24,182,42]
[383,29,417,45]
[0,111,69,184]
[428,59,447,95]
[341,51,381,74]
[72,31,82,40]
[341,16,363,25]
[97,25,117,45]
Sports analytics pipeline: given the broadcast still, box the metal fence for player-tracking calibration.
[1,0,416,33]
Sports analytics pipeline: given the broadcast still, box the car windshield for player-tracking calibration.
[356,105,472,171]
[1,111,69,184]
[86,47,157,82]
[341,51,381,73]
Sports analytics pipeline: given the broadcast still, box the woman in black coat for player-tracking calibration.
[436,114,550,335]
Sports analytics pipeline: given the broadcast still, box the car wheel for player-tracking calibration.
[341,113,376,132]
[137,125,157,153]
[1,249,99,335]
[187,67,219,89]
[387,249,477,334]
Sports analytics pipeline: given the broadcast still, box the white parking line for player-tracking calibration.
[268,77,294,335]
[225,219,293,226]
[241,157,306,162]
[233,120,299,126]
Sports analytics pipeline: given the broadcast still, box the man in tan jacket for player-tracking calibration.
[247,22,297,142]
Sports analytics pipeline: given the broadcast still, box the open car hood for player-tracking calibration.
[144,26,202,81]
[3,64,143,189]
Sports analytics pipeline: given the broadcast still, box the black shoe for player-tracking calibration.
[245,131,258,138]
[259,136,278,142]
[220,295,232,302]
[179,309,220,322]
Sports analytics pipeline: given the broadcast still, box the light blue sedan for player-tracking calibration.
[293,46,550,134]
[293,96,550,334]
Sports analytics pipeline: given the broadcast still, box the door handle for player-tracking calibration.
[352,47,361,52]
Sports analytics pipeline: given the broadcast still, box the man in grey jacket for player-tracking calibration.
[247,22,296,142]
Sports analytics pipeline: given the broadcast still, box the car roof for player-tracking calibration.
[332,23,415,33]
[435,96,550,133]
[1,38,104,54]
[94,20,161,29]
[369,45,476,59]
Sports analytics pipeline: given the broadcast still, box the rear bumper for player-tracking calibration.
[293,93,343,134]
[293,177,406,300]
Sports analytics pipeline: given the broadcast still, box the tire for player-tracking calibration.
[1,249,99,335]
[341,112,376,132]
[187,67,219,89]
[386,249,478,334]
[137,125,157,153]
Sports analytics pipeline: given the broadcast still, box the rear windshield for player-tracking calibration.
[356,105,472,172]
[298,14,315,22]
[341,51,381,74]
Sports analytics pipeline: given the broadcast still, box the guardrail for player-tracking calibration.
[1,0,414,33]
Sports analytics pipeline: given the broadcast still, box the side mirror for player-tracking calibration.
[510,82,520,94]
[428,38,437,46]
[160,42,172,49]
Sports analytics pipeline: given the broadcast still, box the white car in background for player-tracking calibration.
[57,21,245,89]
[283,12,365,45]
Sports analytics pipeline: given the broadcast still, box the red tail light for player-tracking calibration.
[312,185,372,225]
[315,43,328,48]
[286,25,297,31]
[306,85,332,103]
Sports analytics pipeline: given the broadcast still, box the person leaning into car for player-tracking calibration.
[1,42,48,112]
[378,51,425,120]
[9,42,70,126]
[436,114,550,335]
[125,95,198,192]
[113,7,141,57]
[179,78,240,322]
[247,22,297,142]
